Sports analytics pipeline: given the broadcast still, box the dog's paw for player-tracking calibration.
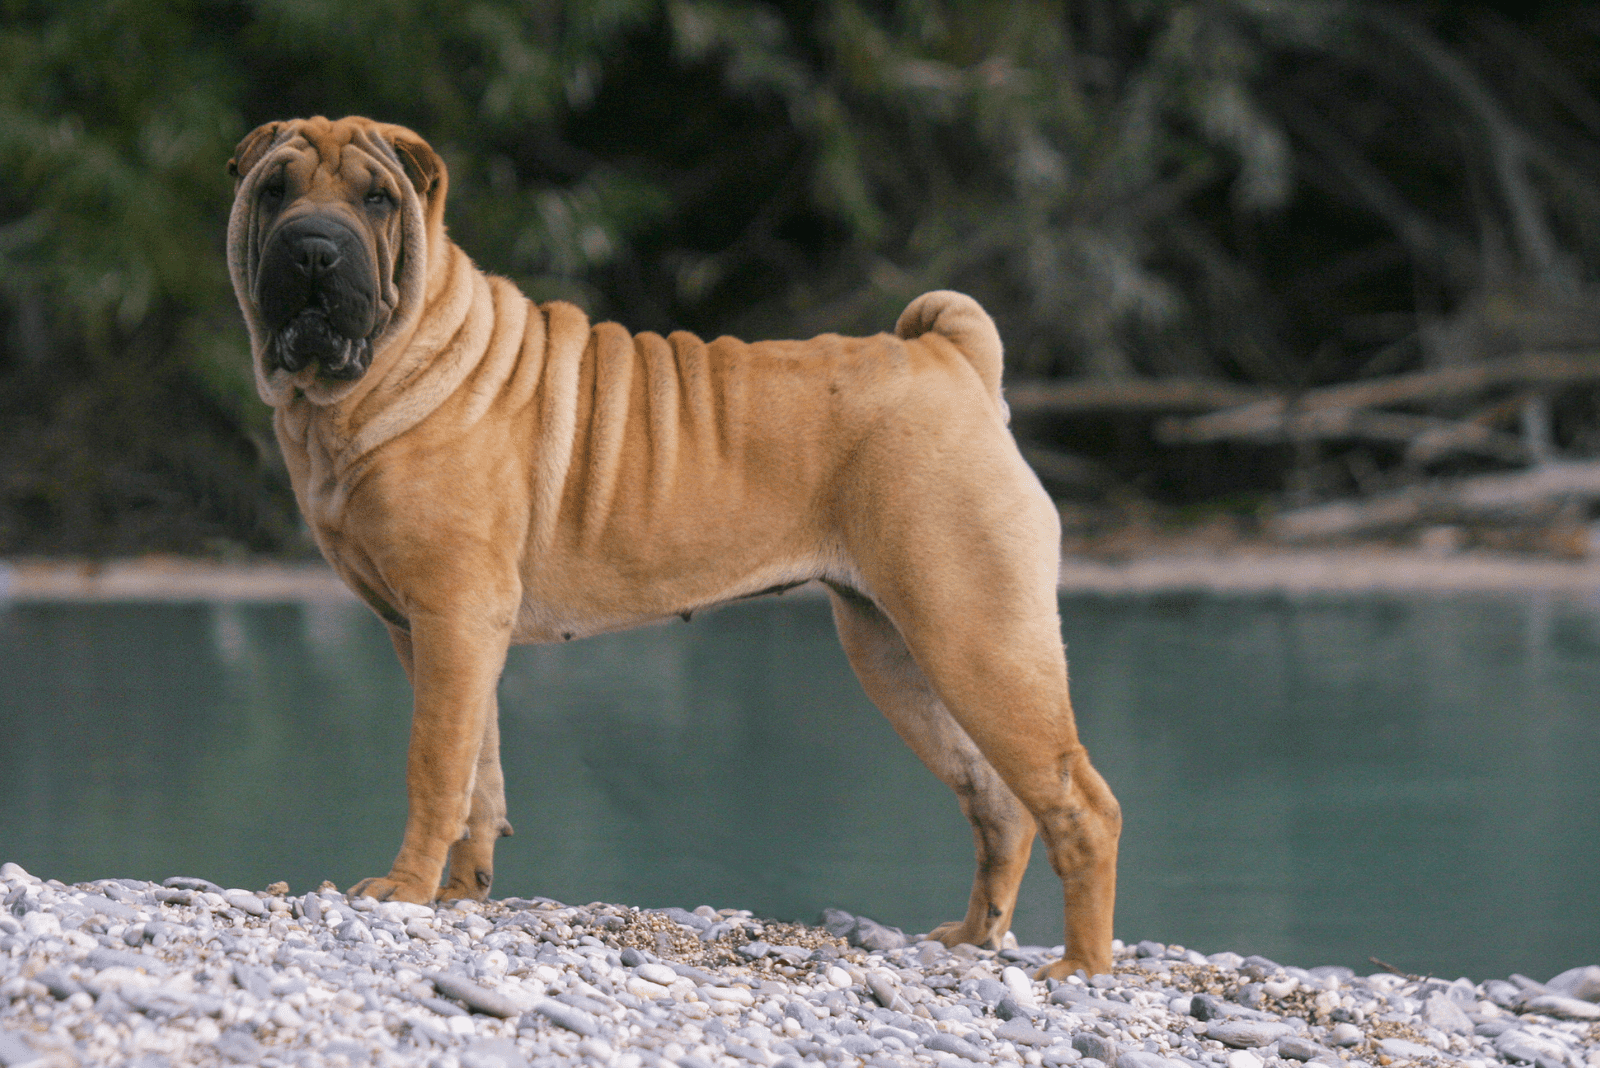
[438,869,493,902]
[1034,956,1110,981]
[348,875,435,904]
[927,919,1001,951]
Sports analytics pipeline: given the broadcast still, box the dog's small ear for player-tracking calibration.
[228,122,281,182]
[388,132,444,200]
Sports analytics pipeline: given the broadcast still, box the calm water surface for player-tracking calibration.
[1,588,1596,982]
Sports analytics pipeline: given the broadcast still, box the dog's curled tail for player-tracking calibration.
[895,290,1008,422]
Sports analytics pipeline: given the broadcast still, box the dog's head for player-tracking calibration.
[226,116,445,406]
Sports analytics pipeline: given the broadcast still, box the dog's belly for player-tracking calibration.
[508,549,855,645]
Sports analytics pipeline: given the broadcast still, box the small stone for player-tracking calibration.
[1205,1020,1290,1048]
[461,1038,529,1068]
[1189,994,1223,1021]
[1072,1032,1118,1063]
[1545,964,1600,1002]
[1522,994,1600,1020]
[1277,1037,1328,1062]
[523,998,598,1036]
[1496,1029,1576,1065]
[232,962,272,999]
[867,971,910,1013]
[213,1027,265,1062]
[86,946,166,975]
[925,1033,986,1061]
[34,966,81,1000]
[635,962,678,987]
[738,940,771,960]
[1326,1024,1363,1047]
[1376,1038,1437,1061]
[1225,1052,1262,1068]
[1116,1053,1182,1068]
[1042,1047,1083,1067]
[995,1019,1056,1046]
[996,995,1035,1021]
[841,1034,882,1055]
[430,971,522,1017]
[851,917,907,952]
[223,890,266,917]
[79,893,139,922]
[1239,955,1281,978]
[163,875,223,893]
[1002,965,1038,1006]
[818,908,857,939]
[1420,992,1473,1034]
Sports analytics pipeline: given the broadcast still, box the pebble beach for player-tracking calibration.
[2,864,1597,1068]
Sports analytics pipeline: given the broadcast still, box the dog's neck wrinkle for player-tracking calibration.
[332,240,477,454]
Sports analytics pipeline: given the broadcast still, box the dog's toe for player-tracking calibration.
[348,875,433,904]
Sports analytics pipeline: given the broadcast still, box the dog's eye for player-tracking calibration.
[365,189,394,208]
[260,181,284,206]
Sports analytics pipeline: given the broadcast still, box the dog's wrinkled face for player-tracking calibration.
[227,117,440,404]
[251,162,392,379]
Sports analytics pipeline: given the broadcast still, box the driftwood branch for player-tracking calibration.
[1271,461,1600,540]
[1006,378,1270,416]
[1157,352,1600,444]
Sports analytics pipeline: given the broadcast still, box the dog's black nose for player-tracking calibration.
[293,237,343,278]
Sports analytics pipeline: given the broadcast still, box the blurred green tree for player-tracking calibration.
[1,0,1597,554]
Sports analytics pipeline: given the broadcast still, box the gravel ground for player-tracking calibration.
[2,863,1597,1068]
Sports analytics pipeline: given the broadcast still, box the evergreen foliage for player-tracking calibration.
[1,1,1596,553]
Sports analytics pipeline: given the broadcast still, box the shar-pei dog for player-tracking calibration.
[226,115,1121,977]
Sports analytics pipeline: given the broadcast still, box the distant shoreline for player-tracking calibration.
[4,550,1599,603]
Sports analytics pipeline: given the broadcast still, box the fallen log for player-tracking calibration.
[1154,404,1528,463]
[1005,378,1271,415]
[1158,351,1600,443]
[1271,460,1600,540]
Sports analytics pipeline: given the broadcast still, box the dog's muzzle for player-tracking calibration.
[255,216,382,379]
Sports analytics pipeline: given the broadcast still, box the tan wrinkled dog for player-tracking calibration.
[226,115,1121,977]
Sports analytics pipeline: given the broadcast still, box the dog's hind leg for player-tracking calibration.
[837,432,1121,977]
[441,707,513,900]
[827,584,1037,952]
[865,544,1120,978]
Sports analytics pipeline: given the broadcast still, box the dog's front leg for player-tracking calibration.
[350,612,511,904]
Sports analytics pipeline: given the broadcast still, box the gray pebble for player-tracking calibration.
[162,876,223,894]
[1523,994,1600,1020]
[1205,1020,1290,1048]
[995,1019,1057,1046]
[1115,1053,1182,1068]
[524,998,598,1036]
[430,971,523,1018]
[1547,964,1600,1002]
[420,994,469,1017]
[1073,1032,1119,1063]
[0,870,1594,1068]
[1326,1023,1363,1047]
[212,1028,264,1062]
[86,946,165,975]
[926,1033,987,1061]
[1276,1037,1328,1061]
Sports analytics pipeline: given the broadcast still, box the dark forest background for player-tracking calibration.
[4,0,1600,557]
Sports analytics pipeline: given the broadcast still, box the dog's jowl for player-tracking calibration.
[226,115,1122,977]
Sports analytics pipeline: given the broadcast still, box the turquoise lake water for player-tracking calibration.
[1,588,1596,981]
